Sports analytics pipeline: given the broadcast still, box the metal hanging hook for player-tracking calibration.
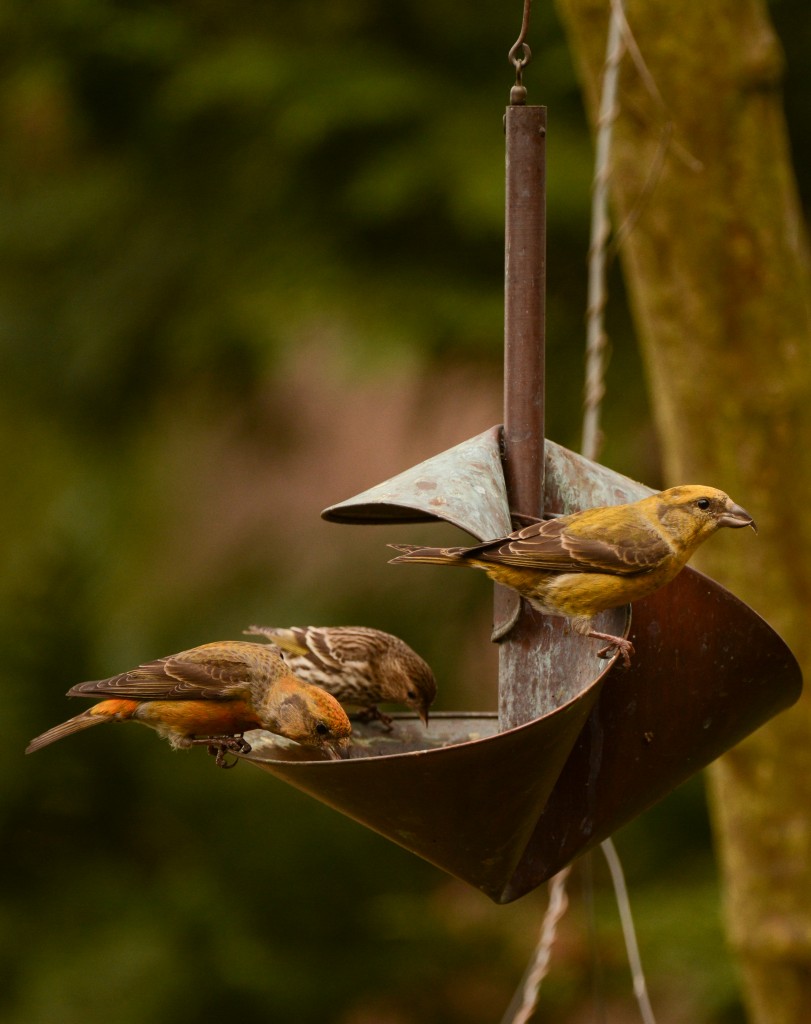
[508,0,533,104]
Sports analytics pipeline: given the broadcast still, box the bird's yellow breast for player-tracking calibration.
[476,559,682,619]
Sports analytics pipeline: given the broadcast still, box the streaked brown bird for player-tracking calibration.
[389,485,756,666]
[26,641,352,766]
[244,625,436,729]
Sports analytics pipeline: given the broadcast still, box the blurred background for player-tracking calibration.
[3,2,808,1021]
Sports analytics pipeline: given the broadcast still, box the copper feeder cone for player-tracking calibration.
[242,431,801,903]
[499,566,801,902]
[322,424,512,537]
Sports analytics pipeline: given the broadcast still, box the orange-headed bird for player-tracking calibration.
[26,641,352,766]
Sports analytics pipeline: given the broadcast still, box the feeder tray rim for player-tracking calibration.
[240,623,628,768]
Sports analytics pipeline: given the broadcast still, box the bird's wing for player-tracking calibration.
[67,647,252,701]
[242,626,365,674]
[472,512,673,574]
[302,627,384,669]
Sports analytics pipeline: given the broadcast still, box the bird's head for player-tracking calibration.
[273,679,352,760]
[379,649,437,726]
[654,485,756,546]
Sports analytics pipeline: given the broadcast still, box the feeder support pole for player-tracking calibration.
[498,104,548,730]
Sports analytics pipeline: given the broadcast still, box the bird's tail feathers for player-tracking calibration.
[244,624,283,643]
[243,625,309,657]
[387,544,469,565]
[25,699,136,754]
[26,708,109,754]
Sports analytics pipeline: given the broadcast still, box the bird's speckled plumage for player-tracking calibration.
[26,641,352,764]
[244,625,436,727]
[389,485,756,665]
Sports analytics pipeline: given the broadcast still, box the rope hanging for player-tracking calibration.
[581,0,627,463]
[499,867,572,1024]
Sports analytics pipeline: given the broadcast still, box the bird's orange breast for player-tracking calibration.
[133,699,261,739]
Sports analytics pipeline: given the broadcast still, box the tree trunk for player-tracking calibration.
[555,1,811,1020]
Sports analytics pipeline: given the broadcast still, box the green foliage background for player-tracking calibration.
[2,2,806,1021]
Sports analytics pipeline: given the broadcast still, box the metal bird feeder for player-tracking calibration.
[242,102,801,903]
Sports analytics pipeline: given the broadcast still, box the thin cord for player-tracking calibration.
[579,5,657,1023]
[606,0,702,256]
[581,0,626,463]
[499,867,572,1024]
[601,838,657,1024]
[582,0,703,451]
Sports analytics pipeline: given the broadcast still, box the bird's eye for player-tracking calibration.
[407,690,416,700]
[315,722,329,736]
[696,498,711,510]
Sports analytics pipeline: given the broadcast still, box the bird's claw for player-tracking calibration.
[190,734,252,769]
[210,736,252,769]
[209,745,239,769]
[588,630,635,668]
[595,638,635,669]
[352,706,394,732]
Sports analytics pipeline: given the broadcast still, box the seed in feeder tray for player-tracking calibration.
[244,625,436,730]
[25,641,352,767]
[389,485,756,667]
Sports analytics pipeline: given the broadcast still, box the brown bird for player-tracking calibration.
[243,625,436,729]
[26,641,352,766]
[389,485,756,666]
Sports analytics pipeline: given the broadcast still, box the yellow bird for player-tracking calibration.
[389,485,755,666]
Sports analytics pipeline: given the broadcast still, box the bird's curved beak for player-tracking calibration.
[418,704,430,728]
[325,736,351,760]
[719,502,757,533]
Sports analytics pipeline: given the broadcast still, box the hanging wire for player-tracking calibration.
[601,838,657,1024]
[508,0,533,104]
[499,867,572,1024]
[581,0,626,463]
[607,2,702,257]
[581,0,703,457]
[579,4,658,1022]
